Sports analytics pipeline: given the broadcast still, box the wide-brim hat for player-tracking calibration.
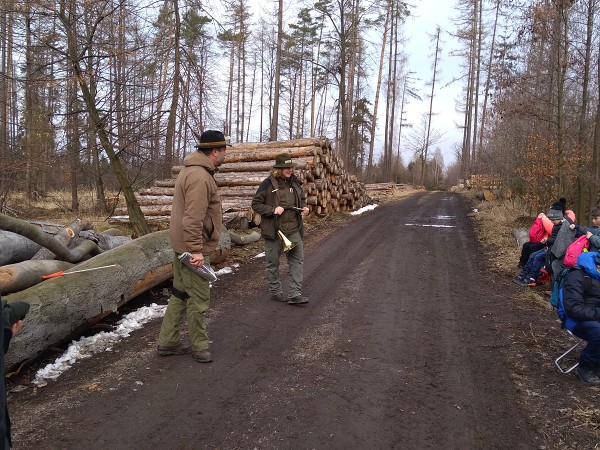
[273,153,297,168]
[194,130,232,150]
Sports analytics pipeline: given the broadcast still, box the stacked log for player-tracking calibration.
[111,138,371,228]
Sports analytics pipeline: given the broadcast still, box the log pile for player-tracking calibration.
[110,138,372,228]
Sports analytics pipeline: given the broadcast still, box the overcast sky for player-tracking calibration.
[401,0,464,167]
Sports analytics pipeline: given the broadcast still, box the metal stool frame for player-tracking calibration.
[555,329,583,374]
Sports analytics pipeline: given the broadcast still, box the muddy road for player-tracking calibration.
[10,192,541,449]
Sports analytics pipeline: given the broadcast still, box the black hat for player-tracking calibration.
[272,153,297,168]
[549,198,567,213]
[3,301,30,328]
[195,130,231,150]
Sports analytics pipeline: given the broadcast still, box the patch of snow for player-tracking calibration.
[350,204,378,216]
[32,256,241,386]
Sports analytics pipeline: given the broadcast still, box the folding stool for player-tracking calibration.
[555,329,583,374]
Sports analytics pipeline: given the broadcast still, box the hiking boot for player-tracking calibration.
[513,277,531,286]
[525,276,537,286]
[193,350,213,363]
[288,296,309,305]
[156,341,192,356]
[270,293,286,302]
[575,366,600,386]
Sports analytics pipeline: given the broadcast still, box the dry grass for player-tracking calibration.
[468,194,534,277]
[2,189,129,233]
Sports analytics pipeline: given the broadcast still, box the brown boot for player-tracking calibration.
[156,341,192,356]
[193,350,213,363]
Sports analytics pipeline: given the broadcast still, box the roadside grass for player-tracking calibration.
[2,189,131,234]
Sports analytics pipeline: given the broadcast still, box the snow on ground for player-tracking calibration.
[33,264,238,387]
[32,304,167,386]
[350,204,378,215]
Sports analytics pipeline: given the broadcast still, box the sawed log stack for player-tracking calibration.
[111,138,371,228]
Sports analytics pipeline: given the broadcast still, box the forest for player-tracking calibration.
[1,0,600,231]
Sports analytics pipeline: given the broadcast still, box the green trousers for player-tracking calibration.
[264,231,304,299]
[158,254,211,351]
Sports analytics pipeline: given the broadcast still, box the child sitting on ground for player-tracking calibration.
[514,202,565,286]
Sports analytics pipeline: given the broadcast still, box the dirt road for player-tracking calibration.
[10,192,542,449]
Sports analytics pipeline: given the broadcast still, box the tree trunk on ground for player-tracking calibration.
[4,230,172,366]
[31,219,88,260]
[0,260,74,294]
[0,231,41,265]
[0,213,100,263]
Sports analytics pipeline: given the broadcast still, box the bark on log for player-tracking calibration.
[229,230,260,245]
[0,231,42,266]
[0,213,95,263]
[78,230,133,251]
[4,230,173,366]
[0,260,74,294]
[32,219,89,260]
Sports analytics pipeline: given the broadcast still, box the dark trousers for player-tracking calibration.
[519,241,544,268]
[572,321,600,369]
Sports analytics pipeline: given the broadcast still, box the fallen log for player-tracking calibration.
[32,219,89,260]
[77,230,132,251]
[0,231,42,266]
[0,213,101,263]
[229,230,260,245]
[4,230,173,366]
[0,260,74,294]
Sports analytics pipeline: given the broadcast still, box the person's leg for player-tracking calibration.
[519,242,544,268]
[529,250,547,278]
[285,231,304,299]
[180,256,211,352]
[572,321,600,385]
[157,255,189,349]
[264,238,283,296]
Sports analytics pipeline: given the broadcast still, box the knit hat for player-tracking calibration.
[194,130,231,151]
[272,153,297,168]
[546,207,564,220]
[549,198,567,213]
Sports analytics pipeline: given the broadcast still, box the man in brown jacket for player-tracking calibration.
[157,130,228,363]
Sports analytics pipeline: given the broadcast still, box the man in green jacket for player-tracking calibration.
[157,130,228,363]
[252,153,310,305]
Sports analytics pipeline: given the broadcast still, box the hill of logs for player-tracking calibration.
[110,138,371,228]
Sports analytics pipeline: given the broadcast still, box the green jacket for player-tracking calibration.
[252,174,305,240]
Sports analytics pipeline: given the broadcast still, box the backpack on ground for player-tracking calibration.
[563,235,590,267]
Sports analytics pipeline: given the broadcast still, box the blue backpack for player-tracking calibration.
[549,267,591,330]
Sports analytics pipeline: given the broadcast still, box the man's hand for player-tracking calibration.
[274,206,284,215]
[189,252,205,267]
[11,320,23,336]
[301,207,309,216]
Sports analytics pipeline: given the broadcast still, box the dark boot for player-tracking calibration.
[288,296,309,305]
[575,365,600,386]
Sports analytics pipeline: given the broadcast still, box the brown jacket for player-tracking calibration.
[169,151,222,255]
